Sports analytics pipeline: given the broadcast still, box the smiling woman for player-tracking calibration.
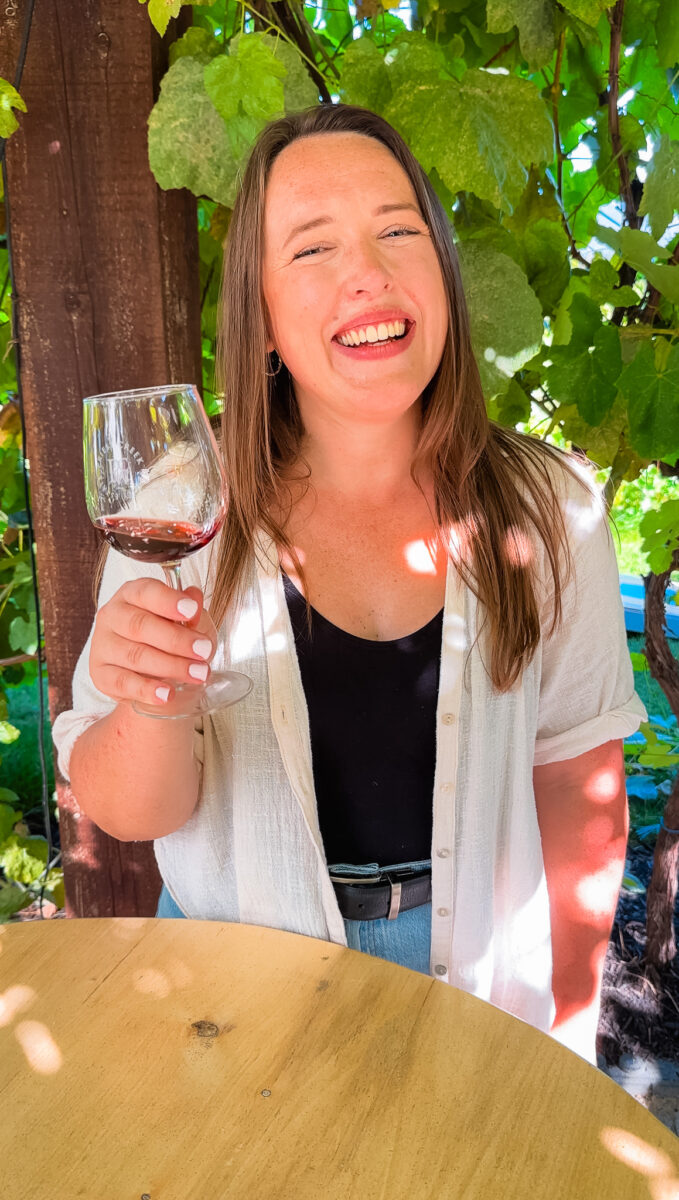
[53,104,647,1065]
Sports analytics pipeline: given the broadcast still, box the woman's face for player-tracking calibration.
[261,132,449,427]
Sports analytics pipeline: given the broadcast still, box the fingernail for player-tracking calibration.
[189,662,209,681]
[155,686,170,702]
[192,638,212,660]
[177,598,199,619]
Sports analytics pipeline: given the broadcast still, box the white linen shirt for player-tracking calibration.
[52,458,647,1046]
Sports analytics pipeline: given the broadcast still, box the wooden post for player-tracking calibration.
[1,1,202,916]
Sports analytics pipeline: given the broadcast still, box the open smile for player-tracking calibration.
[331,318,415,361]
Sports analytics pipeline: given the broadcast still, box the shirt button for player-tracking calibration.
[439,782,453,792]
[437,907,449,917]
[441,712,456,725]
[436,847,450,858]
[435,964,447,976]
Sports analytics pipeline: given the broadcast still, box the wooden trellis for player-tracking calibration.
[2,0,202,916]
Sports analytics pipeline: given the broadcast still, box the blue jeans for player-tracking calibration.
[155,858,432,977]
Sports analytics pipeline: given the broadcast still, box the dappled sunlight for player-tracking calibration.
[502,524,535,568]
[132,954,194,996]
[110,918,150,942]
[15,1020,62,1075]
[574,857,626,921]
[132,968,171,997]
[403,537,438,576]
[0,984,35,1027]
[601,1128,679,1197]
[584,765,622,803]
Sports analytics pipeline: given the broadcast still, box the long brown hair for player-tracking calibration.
[213,103,604,693]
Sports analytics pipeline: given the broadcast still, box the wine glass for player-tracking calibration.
[83,384,252,719]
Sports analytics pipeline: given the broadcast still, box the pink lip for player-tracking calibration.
[332,309,413,340]
[331,319,416,362]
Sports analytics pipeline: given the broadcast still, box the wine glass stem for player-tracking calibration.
[162,563,183,592]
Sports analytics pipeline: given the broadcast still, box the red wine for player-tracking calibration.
[94,515,220,563]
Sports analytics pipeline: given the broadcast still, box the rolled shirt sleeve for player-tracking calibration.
[533,463,648,767]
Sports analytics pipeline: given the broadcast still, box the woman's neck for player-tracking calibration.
[296,404,424,505]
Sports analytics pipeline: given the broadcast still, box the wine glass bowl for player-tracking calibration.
[83,384,252,718]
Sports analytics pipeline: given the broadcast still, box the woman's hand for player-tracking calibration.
[89,580,217,709]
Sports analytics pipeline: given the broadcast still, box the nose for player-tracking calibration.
[342,236,392,297]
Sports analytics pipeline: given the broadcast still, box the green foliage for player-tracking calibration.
[137,0,679,629]
[0,78,27,140]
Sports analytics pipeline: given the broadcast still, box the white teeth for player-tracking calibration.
[336,319,408,346]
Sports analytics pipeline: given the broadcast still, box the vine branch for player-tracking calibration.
[607,0,640,231]
[482,37,516,70]
[550,28,588,267]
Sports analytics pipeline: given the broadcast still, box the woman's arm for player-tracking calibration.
[534,738,628,1059]
[69,703,200,842]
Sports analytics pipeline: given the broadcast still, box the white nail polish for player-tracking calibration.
[189,662,209,681]
[177,598,199,619]
[192,638,212,660]
[155,686,170,702]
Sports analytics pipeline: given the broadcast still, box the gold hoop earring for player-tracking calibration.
[265,350,283,377]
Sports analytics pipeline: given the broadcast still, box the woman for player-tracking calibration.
[52,104,647,1064]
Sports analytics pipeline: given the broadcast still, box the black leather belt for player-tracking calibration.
[330,869,432,921]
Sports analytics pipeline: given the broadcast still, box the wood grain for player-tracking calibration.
[1,1,201,917]
[1,919,677,1198]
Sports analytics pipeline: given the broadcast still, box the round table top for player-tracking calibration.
[1,918,677,1199]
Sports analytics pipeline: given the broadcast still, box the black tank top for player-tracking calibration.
[283,573,443,866]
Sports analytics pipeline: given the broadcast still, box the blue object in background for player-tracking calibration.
[620,573,679,639]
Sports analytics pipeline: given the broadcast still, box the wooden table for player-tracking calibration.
[1,919,677,1199]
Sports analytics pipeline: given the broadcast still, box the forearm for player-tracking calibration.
[69,703,200,842]
[534,739,628,1059]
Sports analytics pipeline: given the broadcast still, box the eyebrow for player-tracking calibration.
[282,202,423,249]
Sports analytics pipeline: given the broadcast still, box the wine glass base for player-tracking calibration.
[131,670,253,720]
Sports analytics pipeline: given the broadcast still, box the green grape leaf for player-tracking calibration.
[457,242,543,398]
[274,39,320,112]
[386,70,553,213]
[486,0,555,69]
[142,0,182,38]
[504,168,563,234]
[618,340,679,460]
[655,0,679,69]
[487,377,532,426]
[204,34,286,126]
[0,833,48,886]
[629,650,649,672]
[559,0,608,26]
[638,136,679,240]
[148,56,240,208]
[639,498,679,573]
[339,38,392,112]
[0,882,32,921]
[0,802,21,842]
[623,0,659,44]
[546,315,622,425]
[383,32,450,91]
[594,224,679,304]
[8,615,37,655]
[0,721,20,745]
[522,218,570,315]
[169,26,221,66]
[0,78,27,140]
[588,256,638,306]
[43,869,65,910]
